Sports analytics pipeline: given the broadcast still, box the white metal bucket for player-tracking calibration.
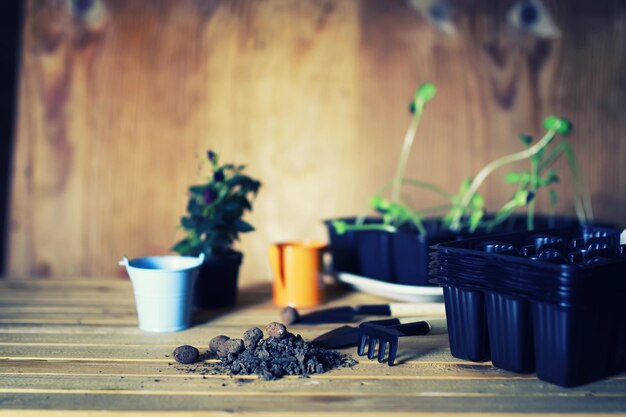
[119,254,204,332]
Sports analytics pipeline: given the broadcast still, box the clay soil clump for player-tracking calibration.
[172,323,356,381]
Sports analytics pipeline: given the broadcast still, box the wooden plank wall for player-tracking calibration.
[7,0,626,281]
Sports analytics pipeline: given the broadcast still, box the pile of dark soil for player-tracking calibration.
[171,322,356,380]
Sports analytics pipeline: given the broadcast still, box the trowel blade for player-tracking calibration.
[310,325,361,349]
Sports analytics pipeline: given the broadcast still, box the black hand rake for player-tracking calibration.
[357,320,431,366]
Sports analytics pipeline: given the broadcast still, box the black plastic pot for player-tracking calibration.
[350,218,459,285]
[531,301,613,387]
[324,217,379,275]
[611,305,626,372]
[441,283,490,362]
[432,225,626,387]
[393,221,458,286]
[358,230,395,282]
[485,291,535,373]
[193,251,243,309]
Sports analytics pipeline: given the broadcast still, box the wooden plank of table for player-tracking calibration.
[0,280,625,415]
[2,391,626,414]
[0,412,622,417]
[0,359,533,379]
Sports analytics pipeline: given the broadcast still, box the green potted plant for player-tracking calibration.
[173,150,261,308]
[328,83,593,286]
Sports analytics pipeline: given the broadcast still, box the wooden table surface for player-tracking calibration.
[0,279,625,416]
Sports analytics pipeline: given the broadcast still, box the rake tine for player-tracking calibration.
[357,334,368,356]
[388,341,398,366]
[377,340,387,363]
[367,337,378,360]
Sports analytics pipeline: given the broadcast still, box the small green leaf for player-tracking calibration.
[539,169,560,186]
[507,172,531,185]
[513,190,529,206]
[221,200,243,212]
[547,169,560,183]
[181,216,195,230]
[387,203,407,221]
[370,195,391,212]
[518,134,533,145]
[471,193,485,208]
[188,185,207,196]
[235,219,254,233]
[505,172,523,183]
[414,83,437,105]
[241,198,253,211]
[544,115,559,130]
[370,195,382,209]
[544,116,573,135]
[186,199,202,215]
[332,220,348,235]
[469,208,485,231]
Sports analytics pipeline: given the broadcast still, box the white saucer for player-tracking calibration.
[336,272,443,303]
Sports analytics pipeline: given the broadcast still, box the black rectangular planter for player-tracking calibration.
[432,225,626,387]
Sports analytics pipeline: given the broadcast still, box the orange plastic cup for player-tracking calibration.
[269,241,327,308]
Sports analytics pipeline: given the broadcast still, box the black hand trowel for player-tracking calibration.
[284,303,445,325]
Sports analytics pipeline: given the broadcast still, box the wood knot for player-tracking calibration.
[69,0,108,30]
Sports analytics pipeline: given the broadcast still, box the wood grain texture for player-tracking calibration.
[0,280,625,415]
[7,0,626,280]
[4,414,624,417]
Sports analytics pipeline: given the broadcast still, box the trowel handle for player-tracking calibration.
[389,303,446,317]
[394,317,448,335]
[393,321,431,337]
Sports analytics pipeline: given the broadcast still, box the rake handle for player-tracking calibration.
[390,321,431,337]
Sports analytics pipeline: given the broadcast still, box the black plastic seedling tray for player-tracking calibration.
[326,214,588,287]
[432,226,626,387]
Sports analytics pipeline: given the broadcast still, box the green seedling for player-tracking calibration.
[447,115,592,232]
[333,83,592,237]
[334,83,439,236]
